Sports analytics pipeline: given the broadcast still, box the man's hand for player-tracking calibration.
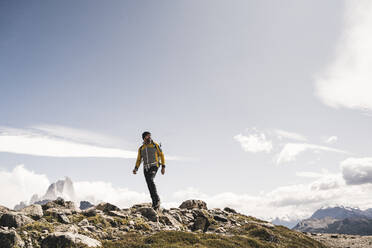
[133,168,137,174]
[161,166,165,175]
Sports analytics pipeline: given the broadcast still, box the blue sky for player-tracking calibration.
[1,0,372,221]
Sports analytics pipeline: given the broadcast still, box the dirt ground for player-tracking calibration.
[305,233,372,248]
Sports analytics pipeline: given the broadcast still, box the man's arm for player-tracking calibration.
[133,147,142,173]
[156,144,165,166]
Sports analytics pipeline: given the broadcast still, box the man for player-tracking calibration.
[133,131,165,210]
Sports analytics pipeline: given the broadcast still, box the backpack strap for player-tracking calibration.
[153,141,161,154]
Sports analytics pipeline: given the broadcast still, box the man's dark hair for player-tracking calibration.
[142,131,151,140]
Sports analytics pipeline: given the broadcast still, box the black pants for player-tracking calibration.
[144,164,160,207]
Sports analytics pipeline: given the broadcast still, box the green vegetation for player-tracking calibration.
[70,213,85,223]
[100,224,327,248]
[6,199,326,248]
[87,214,111,228]
[19,221,55,233]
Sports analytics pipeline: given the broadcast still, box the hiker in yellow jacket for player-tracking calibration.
[133,131,165,210]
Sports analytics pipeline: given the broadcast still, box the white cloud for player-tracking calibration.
[315,1,372,111]
[276,143,350,165]
[0,133,137,158]
[325,136,338,144]
[234,132,273,153]
[2,164,372,223]
[0,126,181,160]
[165,172,359,221]
[296,169,331,179]
[74,181,149,208]
[272,129,307,142]
[0,165,50,208]
[341,157,372,185]
[32,124,123,147]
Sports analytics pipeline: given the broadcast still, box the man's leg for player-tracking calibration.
[144,165,160,208]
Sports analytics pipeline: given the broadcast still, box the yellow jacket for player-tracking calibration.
[135,141,165,169]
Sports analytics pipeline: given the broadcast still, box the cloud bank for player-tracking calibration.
[342,157,372,185]
[315,0,372,111]
[0,165,50,208]
[3,162,372,222]
[234,128,349,165]
[0,126,181,160]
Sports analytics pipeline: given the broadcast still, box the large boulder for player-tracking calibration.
[82,208,97,217]
[192,216,210,232]
[41,232,101,248]
[179,200,207,210]
[213,214,228,222]
[137,207,158,222]
[159,213,182,230]
[0,229,25,248]
[0,212,34,228]
[0,206,9,220]
[191,209,211,232]
[130,203,152,209]
[79,201,94,210]
[0,206,9,213]
[95,202,120,213]
[42,198,78,213]
[20,204,43,220]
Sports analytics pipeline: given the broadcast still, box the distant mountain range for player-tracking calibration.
[14,177,77,210]
[270,217,301,229]
[293,206,372,235]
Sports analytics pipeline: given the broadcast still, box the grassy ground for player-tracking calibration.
[101,223,327,248]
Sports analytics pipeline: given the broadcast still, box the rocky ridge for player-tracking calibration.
[0,198,326,248]
[294,206,372,235]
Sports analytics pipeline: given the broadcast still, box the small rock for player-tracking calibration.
[214,214,228,222]
[108,210,128,218]
[57,214,70,224]
[246,220,275,229]
[223,207,237,214]
[215,227,226,233]
[78,219,89,227]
